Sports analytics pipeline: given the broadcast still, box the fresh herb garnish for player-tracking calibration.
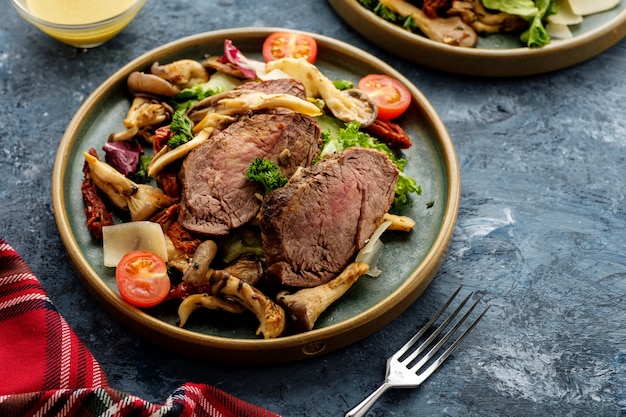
[167,111,194,149]
[246,158,289,194]
[132,154,154,184]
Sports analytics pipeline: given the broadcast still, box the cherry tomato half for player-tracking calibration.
[262,32,318,64]
[357,74,412,121]
[115,250,170,308]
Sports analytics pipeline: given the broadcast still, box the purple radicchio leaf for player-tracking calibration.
[218,39,263,79]
[103,140,144,177]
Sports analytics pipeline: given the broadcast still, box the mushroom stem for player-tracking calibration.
[83,151,164,221]
[151,59,209,89]
[277,262,369,333]
[222,253,265,287]
[187,90,322,124]
[382,213,416,232]
[147,128,211,177]
[211,270,286,339]
[182,240,218,286]
[178,293,246,328]
[127,71,180,97]
[265,58,378,126]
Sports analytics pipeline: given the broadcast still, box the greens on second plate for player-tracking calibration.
[483,0,557,47]
[359,0,558,48]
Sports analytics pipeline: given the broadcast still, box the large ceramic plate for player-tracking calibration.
[52,27,460,364]
[328,0,626,77]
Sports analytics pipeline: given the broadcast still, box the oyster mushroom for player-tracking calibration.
[108,126,138,142]
[151,59,209,89]
[202,55,247,78]
[222,253,265,287]
[211,270,286,339]
[178,293,246,328]
[146,126,212,178]
[265,58,378,126]
[191,112,236,134]
[277,262,369,333]
[448,0,528,34]
[181,240,218,286]
[382,213,416,232]
[186,89,322,125]
[165,248,192,274]
[379,0,478,47]
[127,71,180,97]
[83,152,168,221]
[109,97,173,143]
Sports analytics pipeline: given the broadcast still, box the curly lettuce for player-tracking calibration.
[482,0,558,47]
[318,116,421,207]
[167,111,194,149]
[246,158,289,194]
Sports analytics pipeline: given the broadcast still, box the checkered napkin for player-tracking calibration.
[0,239,281,417]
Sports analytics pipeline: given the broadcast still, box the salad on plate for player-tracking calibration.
[357,0,621,47]
[79,32,424,340]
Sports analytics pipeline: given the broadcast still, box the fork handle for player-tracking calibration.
[345,382,392,417]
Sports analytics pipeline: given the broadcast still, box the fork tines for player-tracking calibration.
[395,286,490,382]
[345,286,489,417]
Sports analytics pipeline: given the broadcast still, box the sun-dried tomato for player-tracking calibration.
[365,119,413,149]
[156,164,182,198]
[167,221,202,255]
[152,125,172,154]
[422,0,453,18]
[81,148,114,239]
[168,281,212,300]
[149,203,180,227]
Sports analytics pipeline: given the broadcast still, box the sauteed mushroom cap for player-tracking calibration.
[127,71,180,97]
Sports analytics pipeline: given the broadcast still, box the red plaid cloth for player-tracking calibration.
[0,239,281,417]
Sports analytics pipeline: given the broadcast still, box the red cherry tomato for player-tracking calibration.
[262,32,318,64]
[115,250,170,308]
[357,74,412,120]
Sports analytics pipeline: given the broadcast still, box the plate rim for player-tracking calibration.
[328,0,626,77]
[51,26,461,363]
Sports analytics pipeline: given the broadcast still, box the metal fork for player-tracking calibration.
[345,287,490,417]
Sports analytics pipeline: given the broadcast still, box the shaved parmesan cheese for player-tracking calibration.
[102,221,168,267]
[567,0,620,16]
[549,0,583,25]
[356,220,392,277]
[546,22,574,39]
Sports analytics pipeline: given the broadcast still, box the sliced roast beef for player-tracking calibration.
[234,78,307,100]
[178,112,321,236]
[260,147,399,288]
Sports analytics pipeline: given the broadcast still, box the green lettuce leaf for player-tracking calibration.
[482,0,538,16]
[482,0,557,47]
[317,116,421,207]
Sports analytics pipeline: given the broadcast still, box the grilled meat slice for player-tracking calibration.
[178,112,321,236]
[260,147,399,288]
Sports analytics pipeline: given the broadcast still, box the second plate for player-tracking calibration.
[328,0,626,77]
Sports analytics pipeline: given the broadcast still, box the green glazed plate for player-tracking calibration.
[328,0,626,77]
[52,27,460,364]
